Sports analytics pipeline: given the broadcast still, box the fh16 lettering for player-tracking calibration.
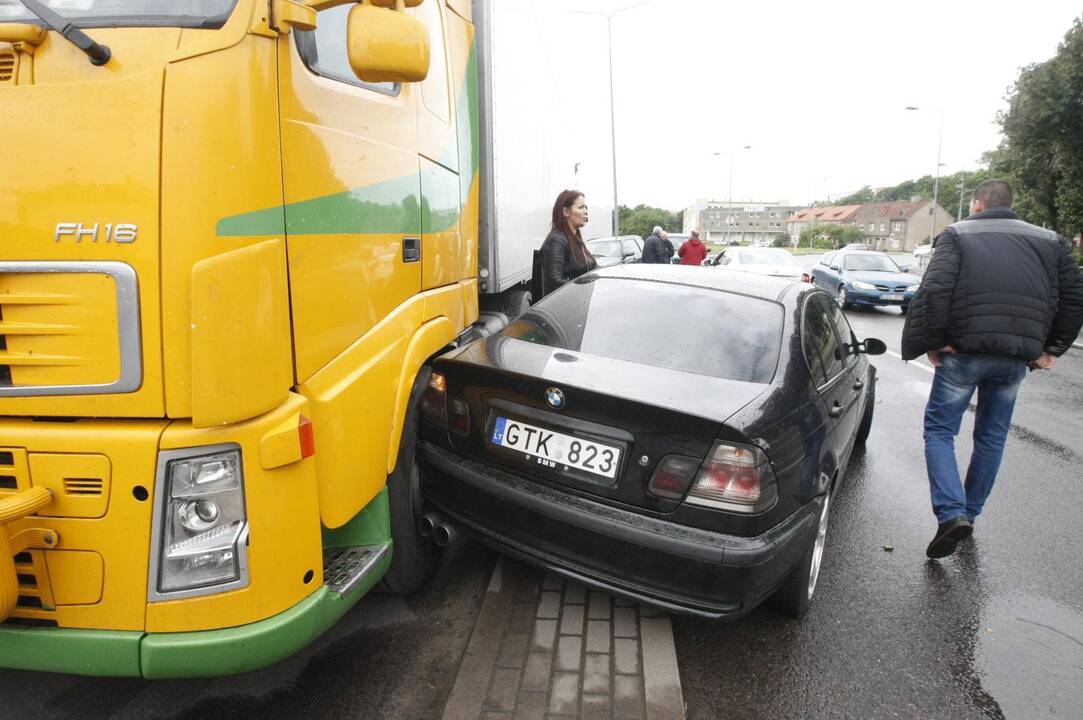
[55,223,138,244]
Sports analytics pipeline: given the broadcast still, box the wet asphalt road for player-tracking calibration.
[673,265,1083,720]
[3,256,1081,720]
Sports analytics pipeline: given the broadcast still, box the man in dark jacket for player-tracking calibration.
[660,231,675,263]
[902,179,1083,559]
[642,227,669,264]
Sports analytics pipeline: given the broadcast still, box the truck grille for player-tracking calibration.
[0,262,142,397]
[0,449,57,623]
[0,50,15,83]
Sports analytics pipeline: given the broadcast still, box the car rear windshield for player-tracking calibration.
[503,277,783,383]
[0,1,237,28]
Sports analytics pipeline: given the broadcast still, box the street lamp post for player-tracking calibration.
[712,145,750,244]
[571,2,653,236]
[957,171,966,221]
[906,106,943,242]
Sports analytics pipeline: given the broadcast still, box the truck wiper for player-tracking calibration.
[16,0,110,66]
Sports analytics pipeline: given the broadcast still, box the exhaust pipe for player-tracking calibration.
[417,512,443,539]
[433,520,457,547]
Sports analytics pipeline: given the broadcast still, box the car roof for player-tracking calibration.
[587,263,805,303]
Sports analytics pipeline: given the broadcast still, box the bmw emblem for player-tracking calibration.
[545,387,565,409]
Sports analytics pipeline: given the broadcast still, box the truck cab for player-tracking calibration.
[0,0,480,677]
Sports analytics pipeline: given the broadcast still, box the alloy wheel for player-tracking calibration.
[807,493,831,600]
[837,288,847,309]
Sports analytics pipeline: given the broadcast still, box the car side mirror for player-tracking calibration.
[898,264,911,273]
[859,338,887,355]
[348,0,430,84]
[829,265,840,271]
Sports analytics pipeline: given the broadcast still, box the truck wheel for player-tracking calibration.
[770,493,831,618]
[854,375,875,447]
[377,368,439,594]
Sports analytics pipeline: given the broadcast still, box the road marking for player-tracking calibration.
[885,349,934,374]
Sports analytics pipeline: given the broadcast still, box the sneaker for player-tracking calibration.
[926,516,974,559]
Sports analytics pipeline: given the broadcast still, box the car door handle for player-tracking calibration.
[402,236,421,263]
[829,402,844,417]
[853,380,864,391]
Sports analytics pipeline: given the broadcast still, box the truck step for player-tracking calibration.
[321,543,388,596]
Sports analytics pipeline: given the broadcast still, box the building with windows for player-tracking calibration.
[786,201,954,251]
[684,200,803,246]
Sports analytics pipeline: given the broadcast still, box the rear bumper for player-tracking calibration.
[420,441,820,619]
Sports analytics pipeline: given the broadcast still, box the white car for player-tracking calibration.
[710,247,805,280]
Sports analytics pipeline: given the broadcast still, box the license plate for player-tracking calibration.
[881,294,905,301]
[490,416,621,479]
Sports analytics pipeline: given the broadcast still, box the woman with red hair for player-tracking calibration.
[538,190,597,299]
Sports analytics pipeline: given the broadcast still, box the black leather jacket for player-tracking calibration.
[541,230,596,292]
[902,208,1083,360]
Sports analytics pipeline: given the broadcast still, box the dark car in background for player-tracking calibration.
[417,265,884,618]
[811,250,921,312]
[586,235,644,267]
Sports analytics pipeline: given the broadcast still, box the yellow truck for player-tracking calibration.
[0,0,572,677]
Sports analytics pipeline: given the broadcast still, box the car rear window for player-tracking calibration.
[502,277,783,383]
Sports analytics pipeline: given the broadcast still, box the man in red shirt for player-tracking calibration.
[677,230,708,265]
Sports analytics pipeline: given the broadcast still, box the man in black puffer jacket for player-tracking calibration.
[902,179,1083,559]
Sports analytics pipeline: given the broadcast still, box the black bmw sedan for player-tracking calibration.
[418,265,885,618]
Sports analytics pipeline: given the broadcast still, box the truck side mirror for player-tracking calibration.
[348,0,430,84]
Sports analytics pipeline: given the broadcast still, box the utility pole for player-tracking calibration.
[957,171,966,221]
[570,2,653,237]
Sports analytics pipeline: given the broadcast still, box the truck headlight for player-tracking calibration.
[150,444,249,599]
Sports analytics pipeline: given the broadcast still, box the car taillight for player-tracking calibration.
[801,272,812,283]
[448,396,470,436]
[685,441,777,513]
[647,455,700,499]
[421,372,447,429]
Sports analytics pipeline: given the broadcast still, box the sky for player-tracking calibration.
[540,0,1082,217]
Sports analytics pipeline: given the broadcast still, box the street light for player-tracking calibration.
[905,106,943,243]
[957,171,966,221]
[570,1,654,236]
[712,145,752,205]
[713,145,751,245]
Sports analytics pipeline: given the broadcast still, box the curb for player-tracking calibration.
[442,555,686,720]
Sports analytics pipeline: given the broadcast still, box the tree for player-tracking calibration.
[799,224,864,250]
[618,204,682,238]
[987,18,1083,238]
[834,186,875,206]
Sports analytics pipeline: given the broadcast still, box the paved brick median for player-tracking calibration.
[442,555,685,720]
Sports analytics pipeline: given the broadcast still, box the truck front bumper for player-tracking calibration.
[0,545,389,678]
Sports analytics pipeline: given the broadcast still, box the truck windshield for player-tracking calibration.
[0,0,237,28]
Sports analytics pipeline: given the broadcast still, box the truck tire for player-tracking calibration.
[377,367,439,594]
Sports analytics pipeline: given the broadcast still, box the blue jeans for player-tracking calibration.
[923,353,1028,524]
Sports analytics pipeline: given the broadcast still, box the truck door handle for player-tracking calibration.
[402,237,421,263]
[829,402,844,418]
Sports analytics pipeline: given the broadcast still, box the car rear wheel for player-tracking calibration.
[770,492,831,618]
[837,287,851,310]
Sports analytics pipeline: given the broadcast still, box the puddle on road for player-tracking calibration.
[976,593,1083,718]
